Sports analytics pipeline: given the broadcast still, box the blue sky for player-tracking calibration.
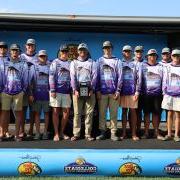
[0,0,180,17]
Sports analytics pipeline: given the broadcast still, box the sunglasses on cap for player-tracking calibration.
[135,50,143,53]
[162,52,170,55]
[172,54,180,57]
[61,50,69,53]
[123,50,131,52]
[148,53,157,56]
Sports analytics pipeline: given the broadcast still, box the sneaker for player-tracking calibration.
[85,136,95,141]
[174,136,180,142]
[111,133,120,141]
[96,131,106,140]
[163,135,173,141]
[34,133,41,140]
[42,132,49,140]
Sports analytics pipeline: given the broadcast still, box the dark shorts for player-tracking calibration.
[142,95,162,115]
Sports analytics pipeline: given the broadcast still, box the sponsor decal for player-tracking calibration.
[67,44,78,60]
[18,162,42,176]
[164,158,180,175]
[119,162,142,176]
[64,158,97,174]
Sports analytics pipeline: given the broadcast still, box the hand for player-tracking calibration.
[29,96,34,104]
[74,90,79,98]
[113,92,120,100]
[51,92,56,98]
[133,94,139,102]
[89,90,93,97]
[96,91,101,100]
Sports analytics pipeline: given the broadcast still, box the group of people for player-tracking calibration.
[0,39,179,142]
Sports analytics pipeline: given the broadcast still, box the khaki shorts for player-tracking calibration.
[1,92,24,111]
[162,94,180,112]
[120,95,138,109]
[50,93,72,108]
[32,101,49,113]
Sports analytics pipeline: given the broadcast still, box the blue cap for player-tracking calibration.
[59,44,69,51]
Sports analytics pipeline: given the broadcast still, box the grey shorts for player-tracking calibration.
[32,101,49,113]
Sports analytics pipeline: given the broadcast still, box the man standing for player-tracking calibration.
[20,38,38,137]
[96,41,122,141]
[0,42,9,140]
[1,44,28,141]
[49,45,72,141]
[70,43,97,141]
[29,50,50,140]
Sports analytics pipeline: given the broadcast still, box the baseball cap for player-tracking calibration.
[145,49,158,59]
[59,44,69,51]
[0,41,8,48]
[38,50,47,56]
[26,39,36,45]
[123,45,132,51]
[162,47,170,54]
[102,41,113,48]
[78,43,88,51]
[171,49,180,56]
[10,44,20,51]
[134,46,144,52]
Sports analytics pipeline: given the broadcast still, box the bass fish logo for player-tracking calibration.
[64,158,97,174]
[67,44,78,60]
[119,162,142,176]
[164,158,180,175]
[18,162,42,176]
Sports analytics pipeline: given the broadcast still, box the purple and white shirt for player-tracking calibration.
[0,56,9,92]
[162,63,180,97]
[121,58,142,96]
[70,57,97,92]
[142,62,163,96]
[97,56,122,94]
[49,58,71,94]
[2,58,28,95]
[29,61,50,101]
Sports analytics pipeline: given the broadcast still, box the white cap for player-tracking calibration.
[171,49,180,55]
[38,50,47,56]
[78,43,88,51]
[123,45,132,51]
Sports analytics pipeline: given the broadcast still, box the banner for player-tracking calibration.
[0,149,179,177]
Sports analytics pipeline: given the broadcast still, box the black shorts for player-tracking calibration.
[142,95,162,115]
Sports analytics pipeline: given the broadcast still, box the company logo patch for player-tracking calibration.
[164,159,180,175]
[119,162,142,176]
[64,158,97,174]
[18,162,42,176]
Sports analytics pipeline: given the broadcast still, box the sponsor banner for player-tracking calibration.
[0,149,179,177]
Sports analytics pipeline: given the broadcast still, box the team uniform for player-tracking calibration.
[49,58,72,108]
[97,56,122,135]
[162,63,180,111]
[120,59,142,108]
[29,61,50,113]
[20,53,38,107]
[0,56,9,105]
[70,56,97,138]
[1,58,28,111]
[141,62,163,114]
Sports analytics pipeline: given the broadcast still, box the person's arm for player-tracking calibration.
[49,62,56,93]
[115,59,123,95]
[70,61,78,93]
[22,62,29,93]
[135,62,142,96]
[91,60,98,93]
[162,65,168,95]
